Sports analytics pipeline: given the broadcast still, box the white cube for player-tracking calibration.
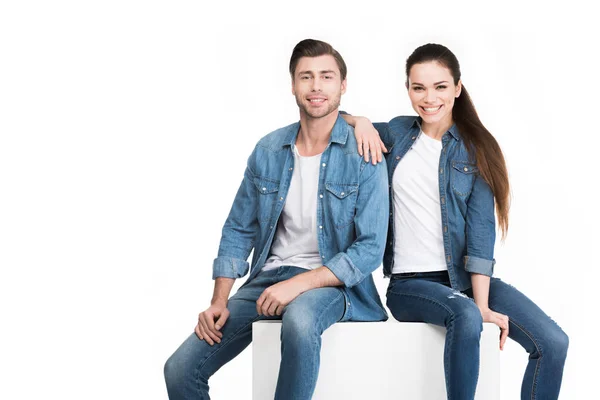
[252,320,500,399]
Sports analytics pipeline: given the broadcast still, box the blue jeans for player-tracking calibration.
[164,266,346,400]
[386,271,568,400]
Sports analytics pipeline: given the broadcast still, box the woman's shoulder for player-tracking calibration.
[387,115,419,135]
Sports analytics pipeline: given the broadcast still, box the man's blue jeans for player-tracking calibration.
[386,271,568,400]
[164,267,345,400]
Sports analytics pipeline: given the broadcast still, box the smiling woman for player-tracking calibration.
[343,43,569,400]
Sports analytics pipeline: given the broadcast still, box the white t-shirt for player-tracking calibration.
[262,146,324,272]
[392,132,447,273]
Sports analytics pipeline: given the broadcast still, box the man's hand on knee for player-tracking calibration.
[195,302,230,346]
[256,279,306,317]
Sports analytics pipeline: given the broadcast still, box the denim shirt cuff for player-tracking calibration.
[324,253,363,287]
[463,255,495,277]
[212,256,249,279]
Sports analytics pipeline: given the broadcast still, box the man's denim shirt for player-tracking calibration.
[212,115,389,322]
[376,116,496,292]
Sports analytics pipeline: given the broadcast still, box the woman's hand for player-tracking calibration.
[478,306,509,350]
[340,114,388,164]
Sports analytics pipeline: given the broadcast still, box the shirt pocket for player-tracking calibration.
[451,161,478,197]
[253,176,280,225]
[324,182,359,229]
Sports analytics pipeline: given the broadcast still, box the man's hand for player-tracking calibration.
[478,306,509,350]
[195,301,230,346]
[256,278,306,316]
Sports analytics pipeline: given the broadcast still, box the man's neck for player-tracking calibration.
[296,111,338,156]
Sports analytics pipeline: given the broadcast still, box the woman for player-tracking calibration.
[342,43,568,399]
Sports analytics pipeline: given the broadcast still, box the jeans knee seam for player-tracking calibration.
[193,315,262,393]
[505,318,543,400]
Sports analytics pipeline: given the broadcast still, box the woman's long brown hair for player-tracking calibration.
[406,44,510,238]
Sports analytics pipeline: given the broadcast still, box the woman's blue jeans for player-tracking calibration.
[386,271,568,400]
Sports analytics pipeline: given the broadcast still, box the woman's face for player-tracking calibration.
[407,61,461,127]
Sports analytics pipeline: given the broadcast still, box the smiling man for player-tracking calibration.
[164,39,389,400]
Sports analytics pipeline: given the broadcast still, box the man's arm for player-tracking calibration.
[212,149,260,279]
[323,160,389,287]
[198,148,261,344]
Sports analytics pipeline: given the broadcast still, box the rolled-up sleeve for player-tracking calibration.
[464,174,496,277]
[212,151,259,279]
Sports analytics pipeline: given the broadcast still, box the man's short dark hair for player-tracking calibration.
[289,39,347,81]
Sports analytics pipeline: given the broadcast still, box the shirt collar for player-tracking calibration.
[282,113,349,148]
[411,117,461,141]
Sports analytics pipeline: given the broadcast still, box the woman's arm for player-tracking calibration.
[340,113,390,164]
[465,174,510,350]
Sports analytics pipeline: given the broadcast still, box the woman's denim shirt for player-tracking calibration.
[212,115,389,322]
[376,116,496,291]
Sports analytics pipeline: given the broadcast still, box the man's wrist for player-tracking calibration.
[211,297,228,307]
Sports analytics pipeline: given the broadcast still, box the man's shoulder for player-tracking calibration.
[255,122,299,151]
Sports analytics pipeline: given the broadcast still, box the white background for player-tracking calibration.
[1,1,597,399]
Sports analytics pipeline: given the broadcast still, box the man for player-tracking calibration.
[164,39,389,400]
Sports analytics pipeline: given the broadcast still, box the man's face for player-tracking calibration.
[292,55,346,119]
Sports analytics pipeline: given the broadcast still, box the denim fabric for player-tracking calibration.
[375,116,495,291]
[386,271,569,400]
[165,267,346,400]
[213,114,389,322]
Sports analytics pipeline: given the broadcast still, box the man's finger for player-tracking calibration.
[357,138,363,156]
[256,292,266,315]
[195,324,204,341]
[267,301,279,317]
[197,323,214,346]
[215,310,230,331]
[275,304,285,316]
[261,297,274,316]
[199,315,221,345]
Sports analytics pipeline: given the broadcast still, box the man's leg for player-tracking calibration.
[274,286,346,400]
[164,271,278,400]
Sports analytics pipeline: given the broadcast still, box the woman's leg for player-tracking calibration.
[386,272,482,400]
[486,278,568,400]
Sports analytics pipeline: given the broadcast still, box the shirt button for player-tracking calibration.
[440,168,444,173]
[395,156,400,160]
[441,197,445,204]
[322,163,326,167]
[269,225,273,229]
[447,255,451,262]
[280,197,283,200]
[319,225,323,229]
[411,136,416,140]
[463,167,468,172]
[289,167,293,171]
[319,194,323,198]
[444,225,448,232]
[340,192,345,196]
[322,255,325,259]
[262,187,266,191]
